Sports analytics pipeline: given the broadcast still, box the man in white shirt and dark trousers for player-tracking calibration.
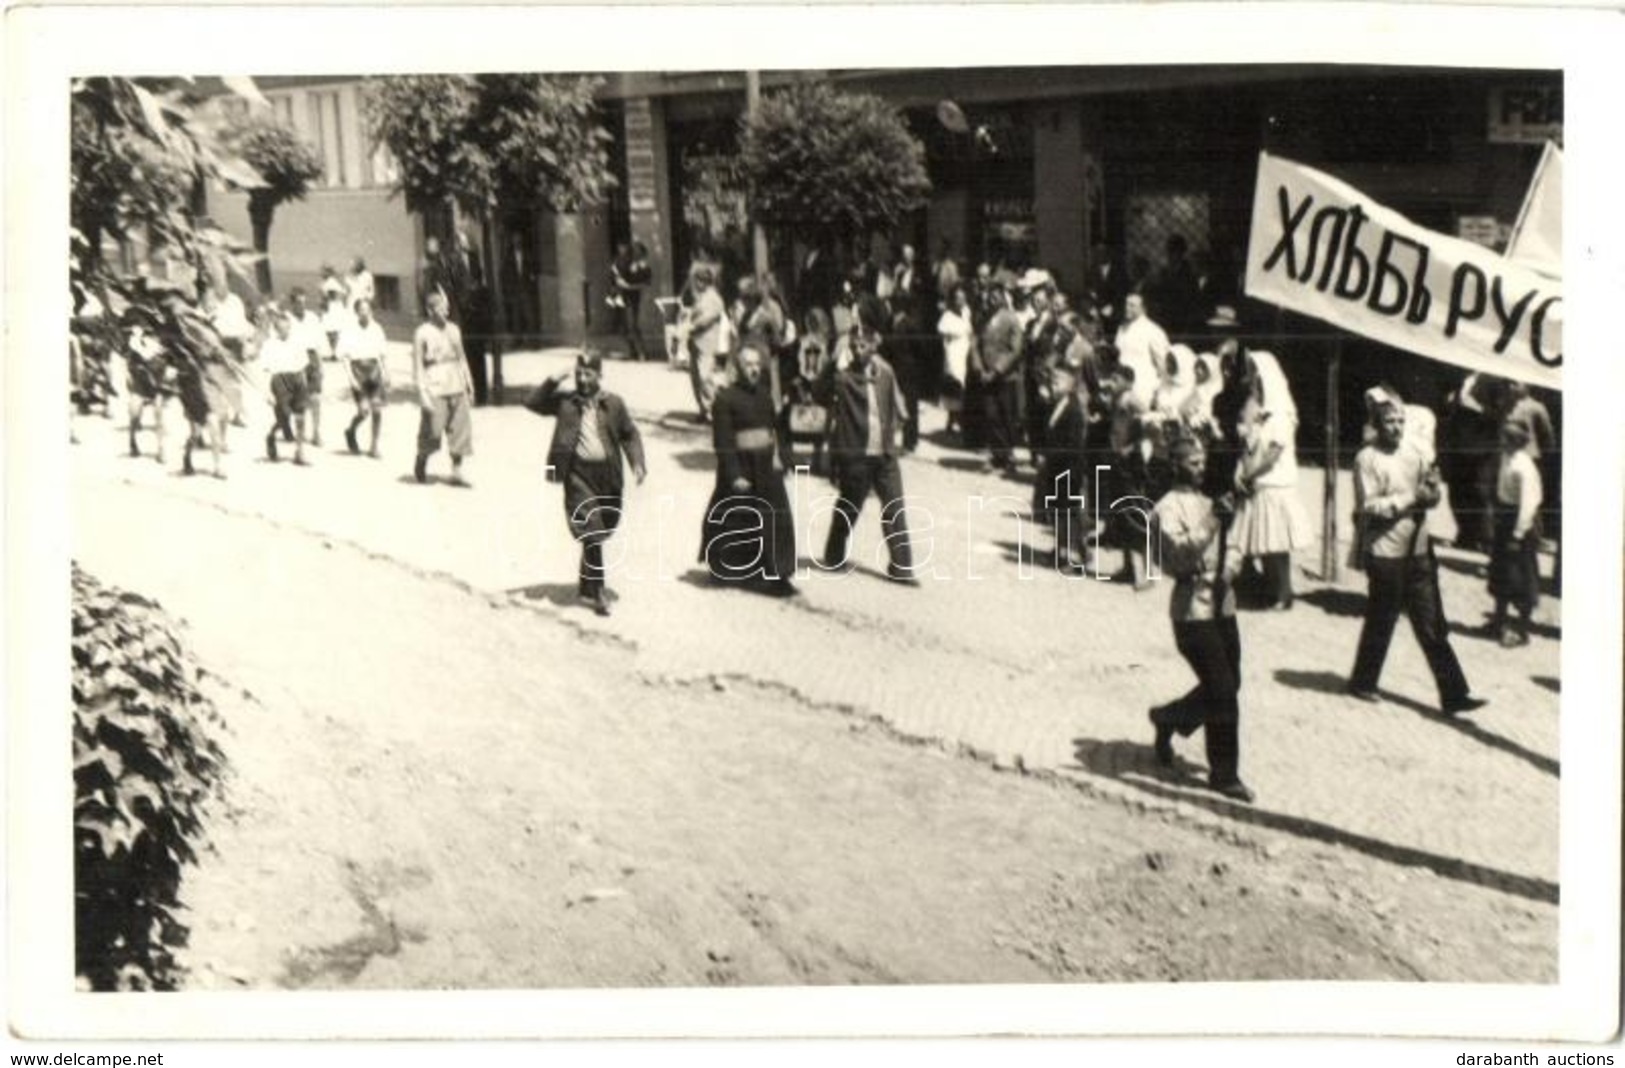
[1348,387,1485,715]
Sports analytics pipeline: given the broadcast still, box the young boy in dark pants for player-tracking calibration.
[1149,437,1253,803]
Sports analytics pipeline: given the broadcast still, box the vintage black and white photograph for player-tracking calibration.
[8,1,1623,1052]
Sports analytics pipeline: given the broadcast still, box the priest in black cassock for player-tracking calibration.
[701,345,799,597]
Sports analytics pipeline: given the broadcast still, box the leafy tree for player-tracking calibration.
[222,112,324,294]
[466,74,616,213]
[363,73,615,234]
[363,74,616,385]
[359,75,481,239]
[740,82,931,257]
[70,76,262,312]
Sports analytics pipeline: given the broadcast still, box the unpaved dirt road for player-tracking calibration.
[72,471,1554,990]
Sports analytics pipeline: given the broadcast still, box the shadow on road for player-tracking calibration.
[392,473,470,489]
[669,449,718,473]
[1297,587,1368,618]
[1273,669,1559,778]
[1067,736,1559,906]
[1273,669,1355,698]
[1450,619,1562,642]
[506,582,582,607]
[936,456,990,473]
[1531,675,1560,695]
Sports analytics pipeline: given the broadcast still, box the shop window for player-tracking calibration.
[372,275,401,313]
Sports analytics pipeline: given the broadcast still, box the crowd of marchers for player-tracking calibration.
[67,229,1557,806]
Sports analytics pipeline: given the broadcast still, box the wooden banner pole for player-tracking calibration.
[1322,338,1342,582]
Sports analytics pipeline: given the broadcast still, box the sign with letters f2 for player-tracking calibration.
[1245,152,1562,391]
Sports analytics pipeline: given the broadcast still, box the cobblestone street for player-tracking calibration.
[71,345,1562,919]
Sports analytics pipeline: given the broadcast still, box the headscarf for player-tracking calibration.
[1154,343,1198,417]
[1247,349,1297,424]
[1181,351,1224,432]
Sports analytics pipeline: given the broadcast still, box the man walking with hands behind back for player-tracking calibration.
[526,351,647,617]
[412,290,475,486]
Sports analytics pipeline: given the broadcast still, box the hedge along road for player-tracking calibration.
[68,425,1554,992]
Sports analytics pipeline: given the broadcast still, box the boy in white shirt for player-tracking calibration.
[1486,413,1544,647]
[287,288,328,448]
[259,309,311,465]
[339,298,391,457]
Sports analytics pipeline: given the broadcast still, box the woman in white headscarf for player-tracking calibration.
[1181,351,1224,444]
[1153,343,1199,423]
[1230,349,1312,610]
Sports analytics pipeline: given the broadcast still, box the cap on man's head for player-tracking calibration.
[1018,268,1054,291]
[1206,305,1242,330]
[577,350,604,372]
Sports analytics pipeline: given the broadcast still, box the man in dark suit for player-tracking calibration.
[815,296,916,585]
[890,243,932,452]
[525,351,647,617]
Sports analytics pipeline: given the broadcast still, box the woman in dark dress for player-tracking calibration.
[700,345,799,596]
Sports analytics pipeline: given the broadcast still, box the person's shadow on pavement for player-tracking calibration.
[1272,668,1558,778]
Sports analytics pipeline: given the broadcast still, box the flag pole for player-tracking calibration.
[1322,336,1342,583]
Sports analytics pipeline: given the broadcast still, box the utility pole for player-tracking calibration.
[745,70,769,279]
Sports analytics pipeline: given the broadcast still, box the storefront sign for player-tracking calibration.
[1245,152,1561,390]
[1488,85,1563,145]
[623,98,659,214]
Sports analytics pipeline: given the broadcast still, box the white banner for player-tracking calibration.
[1507,141,1563,279]
[1244,152,1562,391]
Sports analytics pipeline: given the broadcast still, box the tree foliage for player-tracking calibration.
[740,83,931,250]
[220,111,323,290]
[223,111,323,216]
[69,77,263,401]
[361,73,616,227]
[73,566,228,991]
[70,77,263,286]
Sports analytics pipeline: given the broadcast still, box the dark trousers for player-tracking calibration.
[617,291,647,360]
[564,462,623,596]
[1162,618,1243,785]
[465,335,490,406]
[1350,554,1470,705]
[1259,551,1294,607]
[823,455,913,575]
[983,376,1021,465]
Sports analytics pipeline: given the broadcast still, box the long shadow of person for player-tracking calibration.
[1295,587,1368,619]
[1067,734,1557,905]
[1272,668,1558,777]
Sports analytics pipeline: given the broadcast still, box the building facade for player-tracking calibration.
[207,68,1561,363]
